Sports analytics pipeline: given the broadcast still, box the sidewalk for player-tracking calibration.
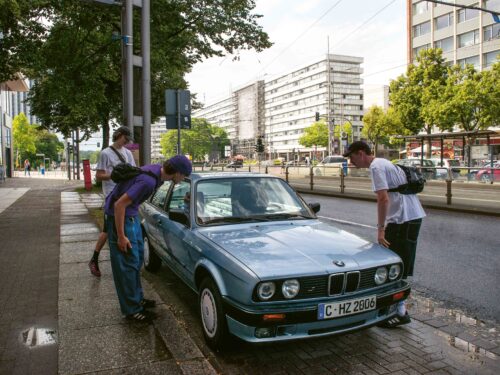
[59,192,216,374]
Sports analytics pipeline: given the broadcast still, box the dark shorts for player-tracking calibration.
[384,219,422,279]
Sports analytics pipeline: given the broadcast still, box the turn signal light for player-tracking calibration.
[392,292,405,301]
[262,314,286,322]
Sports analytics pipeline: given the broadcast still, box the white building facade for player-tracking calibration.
[193,54,364,161]
[408,0,500,69]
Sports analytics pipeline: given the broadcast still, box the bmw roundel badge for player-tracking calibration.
[333,260,345,267]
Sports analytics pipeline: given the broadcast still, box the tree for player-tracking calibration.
[5,1,271,147]
[160,118,229,161]
[298,121,328,148]
[32,128,64,166]
[12,113,37,168]
[389,49,450,158]
[361,106,406,155]
[438,62,500,165]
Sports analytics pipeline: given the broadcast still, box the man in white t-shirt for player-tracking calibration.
[89,126,136,277]
[344,141,425,328]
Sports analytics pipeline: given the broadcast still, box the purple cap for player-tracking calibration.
[169,155,192,176]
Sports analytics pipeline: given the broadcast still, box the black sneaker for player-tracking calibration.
[140,298,157,309]
[126,310,157,323]
[88,260,101,277]
[377,312,411,328]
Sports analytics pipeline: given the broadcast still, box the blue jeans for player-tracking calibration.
[106,215,144,315]
[384,219,422,279]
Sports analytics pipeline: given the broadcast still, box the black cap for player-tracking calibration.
[112,126,132,141]
[343,141,371,157]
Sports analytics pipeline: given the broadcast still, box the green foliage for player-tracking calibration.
[333,122,352,139]
[298,121,328,148]
[80,150,101,164]
[32,128,64,163]
[389,49,450,137]
[3,1,271,146]
[160,118,229,161]
[12,113,37,166]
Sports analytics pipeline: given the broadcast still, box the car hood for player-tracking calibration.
[198,220,400,279]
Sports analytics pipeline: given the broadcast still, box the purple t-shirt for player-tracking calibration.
[104,164,161,217]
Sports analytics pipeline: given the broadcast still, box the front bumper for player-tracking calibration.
[223,281,410,343]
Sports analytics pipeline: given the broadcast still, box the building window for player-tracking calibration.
[413,43,431,57]
[457,29,479,48]
[485,0,500,11]
[435,13,453,30]
[457,55,480,69]
[457,5,479,23]
[483,50,499,68]
[434,36,454,52]
[413,1,431,14]
[483,24,500,42]
[413,21,431,37]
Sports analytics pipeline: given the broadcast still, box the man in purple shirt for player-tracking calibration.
[105,155,192,322]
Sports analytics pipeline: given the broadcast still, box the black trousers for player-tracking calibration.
[384,219,422,279]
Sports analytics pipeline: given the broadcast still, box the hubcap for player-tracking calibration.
[200,289,217,338]
[143,237,150,267]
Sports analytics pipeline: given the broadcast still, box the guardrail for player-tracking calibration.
[191,164,500,210]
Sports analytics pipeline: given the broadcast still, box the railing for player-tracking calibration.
[191,164,500,212]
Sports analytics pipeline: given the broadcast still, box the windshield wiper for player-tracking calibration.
[256,213,313,220]
[201,216,271,225]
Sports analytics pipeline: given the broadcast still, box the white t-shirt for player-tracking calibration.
[96,146,136,197]
[370,158,426,225]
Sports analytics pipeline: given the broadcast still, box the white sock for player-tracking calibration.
[397,301,406,316]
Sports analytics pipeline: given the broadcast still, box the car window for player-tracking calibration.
[150,181,172,209]
[422,160,434,167]
[195,177,314,225]
[448,160,460,167]
[167,181,191,211]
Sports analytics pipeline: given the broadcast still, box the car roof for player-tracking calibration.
[188,172,273,182]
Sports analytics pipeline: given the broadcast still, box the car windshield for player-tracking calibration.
[195,177,314,225]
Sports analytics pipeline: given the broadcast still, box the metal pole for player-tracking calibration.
[125,0,133,135]
[177,90,181,155]
[76,128,81,180]
[66,141,71,180]
[327,37,332,156]
[72,131,76,180]
[141,0,151,165]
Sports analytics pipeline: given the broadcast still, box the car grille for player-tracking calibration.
[299,268,382,299]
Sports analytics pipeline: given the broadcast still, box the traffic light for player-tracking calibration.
[315,112,320,121]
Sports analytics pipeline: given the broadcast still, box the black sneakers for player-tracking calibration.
[126,310,157,323]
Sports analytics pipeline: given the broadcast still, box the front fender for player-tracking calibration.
[194,258,229,296]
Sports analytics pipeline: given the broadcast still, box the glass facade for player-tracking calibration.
[483,50,499,68]
[457,4,479,23]
[435,13,453,30]
[434,36,454,52]
[457,55,480,69]
[457,30,479,48]
[483,24,500,42]
[414,21,431,37]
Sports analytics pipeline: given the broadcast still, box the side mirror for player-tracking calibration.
[308,202,320,214]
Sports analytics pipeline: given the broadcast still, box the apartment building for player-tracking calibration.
[408,0,500,69]
[364,84,390,111]
[193,54,364,160]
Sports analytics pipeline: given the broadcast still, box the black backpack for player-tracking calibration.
[110,163,158,184]
[388,164,425,195]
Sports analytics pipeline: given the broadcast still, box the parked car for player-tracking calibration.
[314,155,347,176]
[139,173,410,348]
[475,161,500,182]
[431,158,461,179]
[226,161,243,168]
[395,158,437,180]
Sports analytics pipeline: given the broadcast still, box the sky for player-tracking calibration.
[186,0,408,106]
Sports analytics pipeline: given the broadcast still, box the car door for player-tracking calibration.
[163,180,195,279]
[143,181,172,259]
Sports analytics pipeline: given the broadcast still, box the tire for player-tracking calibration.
[143,234,161,272]
[314,168,322,176]
[481,174,491,183]
[199,278,229,350]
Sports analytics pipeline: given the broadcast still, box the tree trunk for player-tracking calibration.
[102,119,109,149]
[374,141,379,157]
[426,129,432,159]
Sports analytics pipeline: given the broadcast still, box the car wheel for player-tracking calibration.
[315,168,322,176]
[199,278,229,350]
[481,174,491,182]
[143,234,161,272]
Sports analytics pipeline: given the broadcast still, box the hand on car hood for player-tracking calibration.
[199,221,400,279]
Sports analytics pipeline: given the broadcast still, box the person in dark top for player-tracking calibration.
[105,155,192,322]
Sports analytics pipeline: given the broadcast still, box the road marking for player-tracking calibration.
[318,215,375,229]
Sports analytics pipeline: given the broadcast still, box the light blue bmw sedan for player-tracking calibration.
[139,173,410,349]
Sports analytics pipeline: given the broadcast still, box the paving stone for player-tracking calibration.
[425,319,450,328]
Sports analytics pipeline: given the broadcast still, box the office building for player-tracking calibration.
[364,84,390,111]
[408,0,500,69]
[193,54,365,160]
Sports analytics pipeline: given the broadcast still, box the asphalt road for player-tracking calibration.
[300,193,500,323]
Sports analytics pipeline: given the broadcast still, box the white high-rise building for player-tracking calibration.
[193,54,364,160]
[408,0,500,69]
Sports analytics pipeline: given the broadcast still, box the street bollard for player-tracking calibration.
[265,166,268,174]
[340,169,345,194]
[249,165,251,172]
[446,179,452,205]
[222,166,224,172]
[285,166,289,182]
[201,165,204,172]
[310,167,314,190]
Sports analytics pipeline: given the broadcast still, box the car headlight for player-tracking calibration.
[389,264,401,280]
[257,282,276,301]
[282,279,300,299]
[374,267,388,285]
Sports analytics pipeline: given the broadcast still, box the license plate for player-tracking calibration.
[318,295,376,320]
